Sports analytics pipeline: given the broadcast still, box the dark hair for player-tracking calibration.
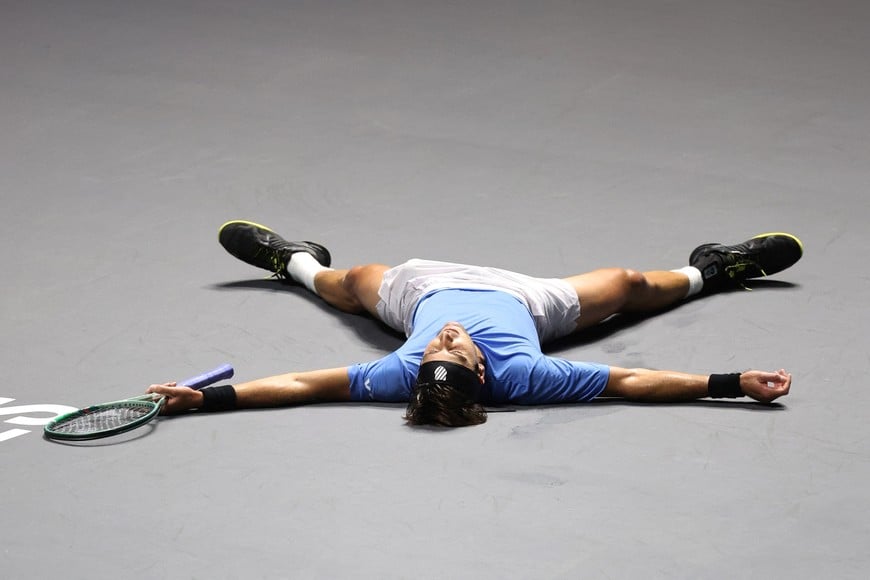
[404,382,488,427]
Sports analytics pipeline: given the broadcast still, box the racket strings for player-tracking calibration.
[50,403,155,434]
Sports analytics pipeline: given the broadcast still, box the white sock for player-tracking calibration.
[671,266,704,298]
[285,252,332,294]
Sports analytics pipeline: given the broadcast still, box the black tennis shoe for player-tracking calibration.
[689,232,803,293]
[218,220,331,279]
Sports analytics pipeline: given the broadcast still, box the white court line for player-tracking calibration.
[0,429,31,442]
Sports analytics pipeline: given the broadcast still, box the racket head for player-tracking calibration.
[44,396,164,441]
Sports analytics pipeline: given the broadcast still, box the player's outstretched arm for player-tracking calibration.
[147,367,352,414]
[602,367,791,403]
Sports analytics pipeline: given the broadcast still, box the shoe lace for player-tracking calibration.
[722,251,767,289]
[255,241,292,280]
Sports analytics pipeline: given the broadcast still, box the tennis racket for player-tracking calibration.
[44,363,234,441]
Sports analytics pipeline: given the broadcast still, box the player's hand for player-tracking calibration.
[146,383,205,414]
[740,369,792,403]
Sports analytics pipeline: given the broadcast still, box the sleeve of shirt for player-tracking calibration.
[347,352,415,402]
[522,357,610,404]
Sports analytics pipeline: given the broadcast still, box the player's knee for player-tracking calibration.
[624,268,647,288]
[619,268,649,300]
[342,266,368,298]
[341,264,390,316]
[343,264,383,307]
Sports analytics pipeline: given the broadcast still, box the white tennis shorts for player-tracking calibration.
[375,259,580,343]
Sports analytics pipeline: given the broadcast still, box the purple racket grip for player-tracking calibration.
[177,364,235,390]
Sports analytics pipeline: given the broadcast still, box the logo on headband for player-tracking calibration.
[433,365,448,381]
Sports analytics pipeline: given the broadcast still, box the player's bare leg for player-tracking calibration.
[563,232,804,331]
[563,268,691,330]
[217,219,391,319]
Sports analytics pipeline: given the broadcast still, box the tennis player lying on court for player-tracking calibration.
[147,221,801,427]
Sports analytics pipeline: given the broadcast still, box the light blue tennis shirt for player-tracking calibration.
[348,289,609,404]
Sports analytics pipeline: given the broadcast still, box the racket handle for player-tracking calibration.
[178,364,235,390]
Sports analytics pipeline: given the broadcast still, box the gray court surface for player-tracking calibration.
[2,1,868,578]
